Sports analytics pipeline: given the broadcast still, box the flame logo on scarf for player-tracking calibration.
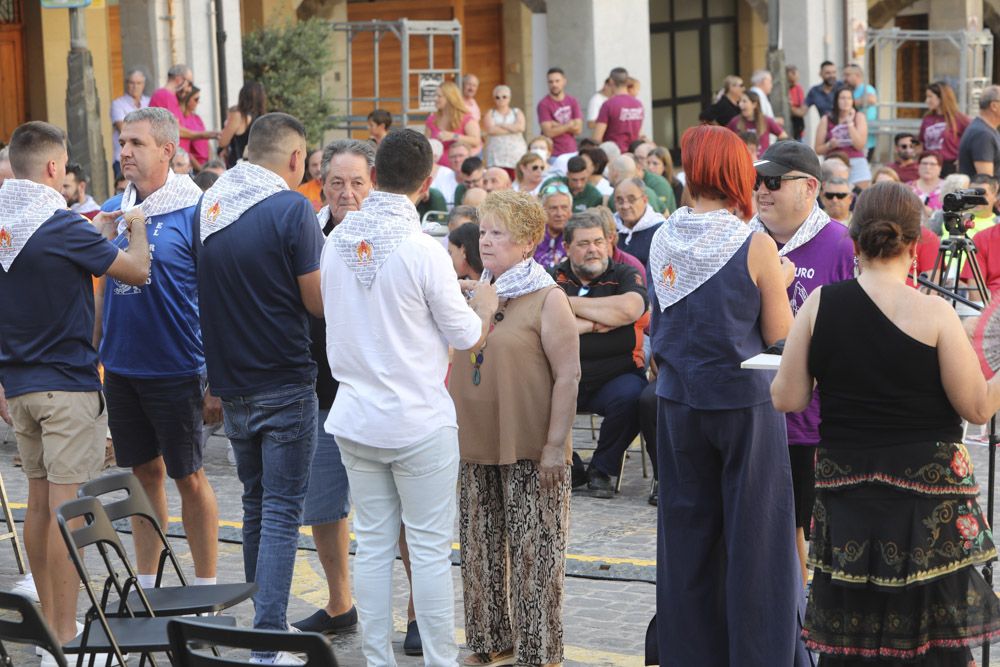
[207,201,222,223]
[0,227,11,249]
[356,239,374,263]
[661,264,677,288]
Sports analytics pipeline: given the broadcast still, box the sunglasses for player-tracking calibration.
[542,183,570,195]
[494,95,509,99]
[823,192,849,200]
[528,164,546,172]
[754,174,808,191]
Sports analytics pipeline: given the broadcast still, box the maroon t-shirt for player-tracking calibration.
[537,94,582,156]
[597,94,645,152]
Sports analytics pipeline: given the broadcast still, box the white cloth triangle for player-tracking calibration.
[199,162,289,243]
[118,170,203,234]
[649,206,752,311]
[0,180,70,272]
[748,204,831,257]
[481,259,555,299]
[317,205,331,233]
[331,191,421,288]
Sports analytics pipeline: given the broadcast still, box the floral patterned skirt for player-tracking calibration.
[803,442,1000,663]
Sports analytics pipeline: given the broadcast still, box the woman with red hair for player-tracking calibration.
[648,125,807,663]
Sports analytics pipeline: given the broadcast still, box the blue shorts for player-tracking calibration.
[104,370,205,479]
[302,408,351,526]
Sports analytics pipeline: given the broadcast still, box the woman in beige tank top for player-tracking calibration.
[450,190,579,666]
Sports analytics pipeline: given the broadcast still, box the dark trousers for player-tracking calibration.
[575,371,647,477]
[655,398,808,666]
[638,382,658,480]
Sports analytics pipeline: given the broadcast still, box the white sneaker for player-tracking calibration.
[12,573,38,603]
[249,651,304,665]
[41,648,127,666]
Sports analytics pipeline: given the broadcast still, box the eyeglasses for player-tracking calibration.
[823,192,849,200]
[919,160,940,167]
[614,195,645,206]
[754,174,809,191]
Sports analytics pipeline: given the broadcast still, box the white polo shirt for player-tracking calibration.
[320,230,482,448]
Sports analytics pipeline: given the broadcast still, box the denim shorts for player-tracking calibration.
[104,370,204,479]
[302,409,351,526]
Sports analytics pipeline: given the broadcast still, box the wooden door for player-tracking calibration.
[0,0,24,144]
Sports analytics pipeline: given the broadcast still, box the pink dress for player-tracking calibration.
[426,112,475,166]
[180,113,210,166]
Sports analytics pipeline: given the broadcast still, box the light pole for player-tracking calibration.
[65,6,109,200]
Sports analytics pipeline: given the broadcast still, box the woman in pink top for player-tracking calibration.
[908,151,944,212]
[815,85,870,188]
[179,86,210,171]
[425,80,482,167]
[726,91,786,158]
[920,81,969,176]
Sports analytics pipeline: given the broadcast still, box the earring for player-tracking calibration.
[911,253,918,281]
[854,255,860,276]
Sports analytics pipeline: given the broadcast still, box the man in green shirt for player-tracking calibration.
[607,154,665,214]
[566,156,605,211]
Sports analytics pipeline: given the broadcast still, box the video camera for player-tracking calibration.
[942,187,989,236]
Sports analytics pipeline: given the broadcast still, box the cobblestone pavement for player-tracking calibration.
[2,419,1000,665]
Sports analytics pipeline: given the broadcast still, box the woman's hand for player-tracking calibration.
[780,256,796,288]
[538,444,565,490]
[439,130,455,141]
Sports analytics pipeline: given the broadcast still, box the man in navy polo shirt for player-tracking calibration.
[197,113,323,665]
[0,121,149,652]
[99,107,220,592]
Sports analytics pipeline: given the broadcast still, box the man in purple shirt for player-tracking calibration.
[593,67,645,153]
[751,141,854,585]
[537,67,583,157]
[533,185,572,268]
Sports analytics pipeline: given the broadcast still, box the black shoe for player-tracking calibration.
[648,480,659,506]
[403,619,422,656]
[587,469,614,499]
[290,606,358,635]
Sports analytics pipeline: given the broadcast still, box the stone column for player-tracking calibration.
[65,8,109,201]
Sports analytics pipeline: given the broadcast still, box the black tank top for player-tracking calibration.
[225,116,253,168]
[808,279,962,448]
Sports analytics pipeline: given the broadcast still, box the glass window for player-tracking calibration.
[673,0,703,21]
[674,30,701,98]
[653,106,674,148]
[708,0,735,18]
[651,32,673,99]
[709,23,736,92]
[649,0,671,23]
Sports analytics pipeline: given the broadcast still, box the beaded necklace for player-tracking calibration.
[471,299,509,386]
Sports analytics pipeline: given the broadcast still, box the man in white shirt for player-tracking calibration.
[321,129,498,665]
[587,77,615,133]
[749,69,775,119]
[110,69,150,177]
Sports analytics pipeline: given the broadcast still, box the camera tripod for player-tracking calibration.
[917,226,998,666]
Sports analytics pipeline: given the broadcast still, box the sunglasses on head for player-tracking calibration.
[823,192,849,200]
[754,174,809,192]
[542,183,570,195]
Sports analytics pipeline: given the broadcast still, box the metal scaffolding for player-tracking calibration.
[864,28,993,157]
[328,19,462,135]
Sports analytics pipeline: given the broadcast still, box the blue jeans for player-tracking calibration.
[302,409,351,526]
[221,383,317,647]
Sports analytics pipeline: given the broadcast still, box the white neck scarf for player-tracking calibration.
[118,170,202,234]
[199,162,289,242]
[481,258,555,299]
[649,206,752,311]
[331,190,421,288]
[0,180,69,272]
[317,205,332,234]
[748,203,830,257]
[615,204,666,245]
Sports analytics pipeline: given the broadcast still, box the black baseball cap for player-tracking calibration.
[754,141,822,181]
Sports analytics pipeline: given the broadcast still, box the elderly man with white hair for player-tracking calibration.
[607,155,665,214]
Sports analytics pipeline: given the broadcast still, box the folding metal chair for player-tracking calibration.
[168,619,339,666]
[78,472,256,616]
[56,496,237,667]
[0,468,25,574]
[0,591,66,667]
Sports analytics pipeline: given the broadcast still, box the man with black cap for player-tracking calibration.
[750,140,855,585]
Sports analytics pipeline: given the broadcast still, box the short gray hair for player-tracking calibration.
[123,107,179,146]
[447,205,479,227]
[614,177,646,197]
[822,176,851,189]
[751,69,771,85]
[981,85,1000,110]
[173,146,189,160]
[0,146,8,164]
[321,139,376,180]
[564,210,605,245]
[167,64,190,80]
[125,68,147,86]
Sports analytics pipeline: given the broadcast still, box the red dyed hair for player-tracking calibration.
[680,125,755,219]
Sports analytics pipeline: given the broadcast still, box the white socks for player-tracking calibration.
[193,577,217,586]
[136,574,157,589]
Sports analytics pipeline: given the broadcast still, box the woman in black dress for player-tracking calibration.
[773,180,1000,665]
